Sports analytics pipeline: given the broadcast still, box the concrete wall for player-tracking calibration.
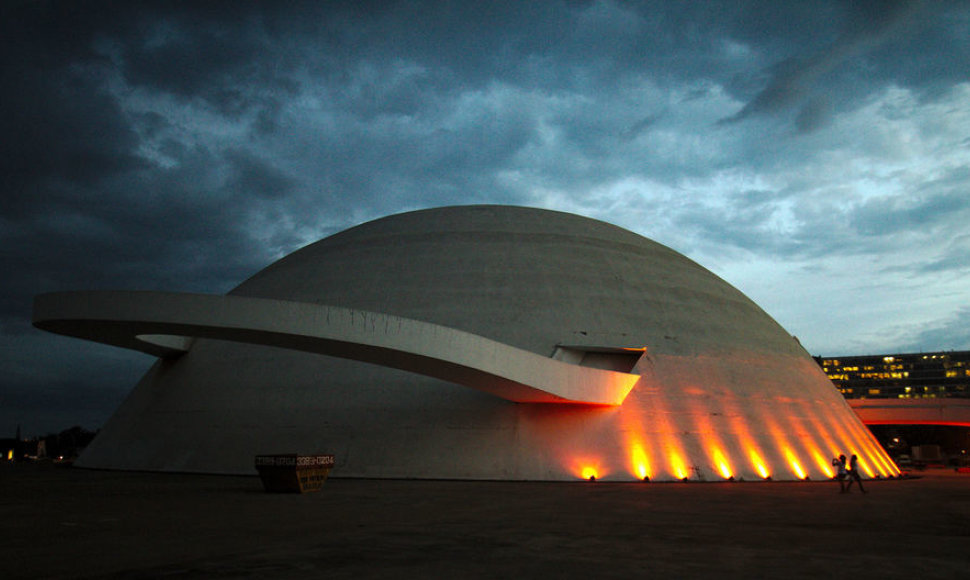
[69,206,897,480]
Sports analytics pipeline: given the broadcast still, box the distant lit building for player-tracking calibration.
[1,439,16,462]
[814,351,970,400]
[1,425,24,462]
[815,351,970,465]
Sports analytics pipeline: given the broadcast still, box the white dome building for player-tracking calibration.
[34,206,898,481]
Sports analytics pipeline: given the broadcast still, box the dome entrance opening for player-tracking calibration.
[552,346,646,373]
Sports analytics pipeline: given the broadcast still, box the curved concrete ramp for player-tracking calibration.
[33,291,641,405]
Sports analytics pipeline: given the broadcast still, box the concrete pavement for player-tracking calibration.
[3,463,968,579]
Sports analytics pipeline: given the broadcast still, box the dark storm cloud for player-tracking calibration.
[722,0,929,127]
[0,40,145,218]
[667,191,802,257]
[842,166,970,274]
[1,3,305,294]
[851,190,967,237]
[904,307,970,352]
[1,3,313,435]
[918,234,970,274]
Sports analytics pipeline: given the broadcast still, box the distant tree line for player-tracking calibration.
[39,426,98,460]
[2,426,99,462]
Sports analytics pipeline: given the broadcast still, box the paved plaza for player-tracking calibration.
[3,463,968,579]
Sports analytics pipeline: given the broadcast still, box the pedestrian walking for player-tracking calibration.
[845,453,867,493]
[833,454,847,493]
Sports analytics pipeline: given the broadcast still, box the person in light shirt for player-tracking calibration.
[833,454,848,493]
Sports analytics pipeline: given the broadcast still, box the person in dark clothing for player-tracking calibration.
[844,454,867,493]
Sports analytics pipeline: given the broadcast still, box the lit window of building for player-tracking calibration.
[814,350,970,400]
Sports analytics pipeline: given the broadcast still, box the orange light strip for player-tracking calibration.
[841,416,893,476]
[797,402,844,463]
[618,386,654,480]
[722,398,771,479]
[645,383,691,481]
[775,409,818,479]
[666,446,690,480]
[851,407,901,476]
[687,398,735,480]
[791,407,845,479]
[758,402,809,480]
[802,400,878,477]
[857,429,895,476]
[811,448,835,478]
[626,439,653,480]
[783,447,807,479]
[819,407,864,470]
[749,448,770,479]
[711,446,733,479]
[569,455,606,480]
[857,421,901,476]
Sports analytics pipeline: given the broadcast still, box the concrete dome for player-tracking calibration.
[232,205,797,360]
[62,205,896,481]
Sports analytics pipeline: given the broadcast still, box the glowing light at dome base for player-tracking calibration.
[557,412,899,483]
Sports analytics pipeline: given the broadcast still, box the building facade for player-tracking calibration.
[815,351,970,400]
[34,206,899,481]
[815,351,970,465]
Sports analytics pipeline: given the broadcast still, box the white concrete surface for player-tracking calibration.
[33,291,639,405]
[34,206,898,481]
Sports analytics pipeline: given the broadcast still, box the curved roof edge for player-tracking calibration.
[33,290,641,405]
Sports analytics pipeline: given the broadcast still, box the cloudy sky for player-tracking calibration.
[3,0,969,436]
